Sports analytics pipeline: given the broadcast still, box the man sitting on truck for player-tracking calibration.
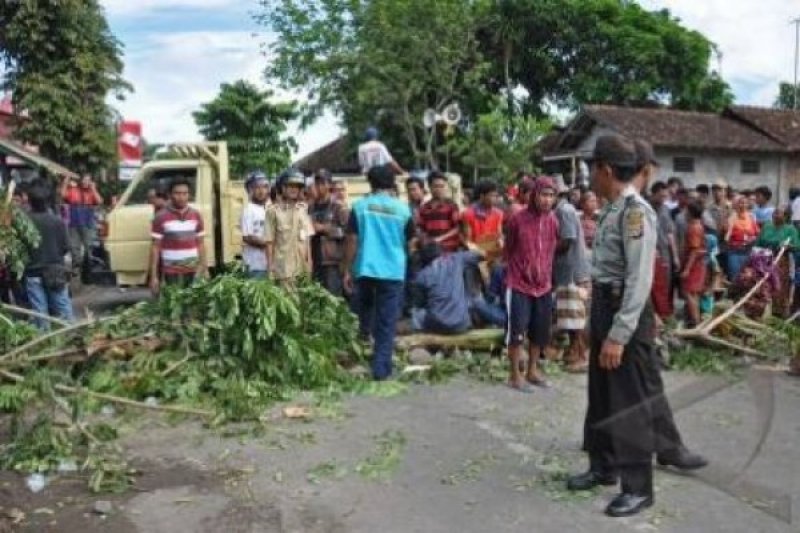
[149,177,208,294]
[266,170,315,284]
[240,171,270,278]
[358,127,405,176]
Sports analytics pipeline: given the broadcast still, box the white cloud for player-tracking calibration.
[641,0,798,106]
[111,29,342,159]
[102,0,237,17]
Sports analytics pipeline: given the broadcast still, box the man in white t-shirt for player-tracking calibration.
[357,127,405,176]
[240,171,270,277]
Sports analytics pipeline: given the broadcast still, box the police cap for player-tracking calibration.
[591,135,638,169]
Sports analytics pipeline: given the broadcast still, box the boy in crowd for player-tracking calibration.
[417,171,461,253]
[405,173,427,220]
[503,176,560,392]
[240,171,270,278]
[753,185,774,228]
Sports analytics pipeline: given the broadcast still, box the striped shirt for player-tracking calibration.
[152,205,205,275]
[416,199,461,252]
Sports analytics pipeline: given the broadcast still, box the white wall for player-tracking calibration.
[652,149,786,205]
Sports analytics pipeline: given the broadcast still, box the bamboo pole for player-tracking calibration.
[691,241,789,336]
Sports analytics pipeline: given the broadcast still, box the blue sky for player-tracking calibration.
[103,0,797,159]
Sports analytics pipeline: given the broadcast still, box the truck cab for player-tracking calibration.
[105,142,246,286]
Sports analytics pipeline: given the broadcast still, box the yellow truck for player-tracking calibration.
[105,142,461,286]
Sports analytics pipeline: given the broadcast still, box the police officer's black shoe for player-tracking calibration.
[566,470,617,491]
[605,492,654,517]
[657,448,708,471]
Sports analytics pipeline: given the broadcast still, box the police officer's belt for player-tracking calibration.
[592,282,624,299]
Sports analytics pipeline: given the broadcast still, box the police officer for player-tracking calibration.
[566,135,707,518]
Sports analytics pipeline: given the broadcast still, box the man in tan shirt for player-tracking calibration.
[265,171,314,283]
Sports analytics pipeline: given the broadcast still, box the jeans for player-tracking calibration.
[356,277,404,380]
[68,226,95,276]
[470,296,506,327]
[727,250,749,281]
[25,276,74,330]
[313,265,343,297]
[246,270,268,279]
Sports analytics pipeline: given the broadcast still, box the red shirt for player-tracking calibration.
[151,205,205,275]
[417,199,461,252]
[504,207,559,297]
[462,204,504,242]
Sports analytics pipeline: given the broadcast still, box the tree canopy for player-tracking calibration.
[257,0,733,173]
[192,80,298,178]
[480,0,733,115]
[774,82,800,110]
[0,0,130,173]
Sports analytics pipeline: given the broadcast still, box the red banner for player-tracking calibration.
[118,121,142,166]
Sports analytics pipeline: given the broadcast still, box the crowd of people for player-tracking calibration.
[1,174,105,329]
[6,128,800,517]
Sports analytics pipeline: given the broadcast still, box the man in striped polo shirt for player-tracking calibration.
[149,177,207,294]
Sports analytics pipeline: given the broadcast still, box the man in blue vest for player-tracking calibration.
[343,164,413,380]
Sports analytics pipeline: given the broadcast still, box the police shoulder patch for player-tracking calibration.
[624,206,645,240]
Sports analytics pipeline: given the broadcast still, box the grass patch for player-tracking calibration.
[441,453,497,485]
[355,430,407,481]
[306,460,348,484]
[670,347,740,375]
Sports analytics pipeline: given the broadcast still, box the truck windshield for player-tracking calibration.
[125,168,198,205]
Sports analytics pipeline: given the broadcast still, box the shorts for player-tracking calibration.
[505,289,553,348]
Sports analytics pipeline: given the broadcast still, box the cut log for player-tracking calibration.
[395,328,505,350]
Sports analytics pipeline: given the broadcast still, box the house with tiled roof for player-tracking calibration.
[542,104,800,204]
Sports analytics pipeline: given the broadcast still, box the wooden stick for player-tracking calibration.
[0,369,212,417]
[0,333,146,367]
[0,316,115,363]
[1,303,71,328]
[0,347,83,367]
[693,242,789,336]
[677,332,764,357]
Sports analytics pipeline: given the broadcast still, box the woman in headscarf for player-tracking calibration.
[755,208,799,318]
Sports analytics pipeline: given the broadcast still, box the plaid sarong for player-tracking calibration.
[556,283,587,331]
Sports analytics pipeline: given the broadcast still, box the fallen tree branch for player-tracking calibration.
[0,335,153,369]
[0,369,213,418]
[0,316,116,363]
[1,303,70,328]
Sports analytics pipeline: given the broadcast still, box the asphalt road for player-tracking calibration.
[6,366,799,532]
